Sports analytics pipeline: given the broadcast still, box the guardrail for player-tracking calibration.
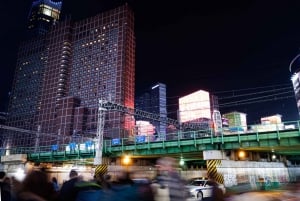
[0,120,300,158]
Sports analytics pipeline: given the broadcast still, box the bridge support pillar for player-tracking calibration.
[94,164,108,178]
[203,150,225,184]
[206,159,224,184]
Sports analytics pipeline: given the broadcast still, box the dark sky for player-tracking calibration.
[1,0,300,124]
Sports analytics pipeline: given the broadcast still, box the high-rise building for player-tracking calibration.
[27,0,62,37]
[5,2,135,148]
[5,0,62,142]
[135,83,167,139]
[289,53,300,118]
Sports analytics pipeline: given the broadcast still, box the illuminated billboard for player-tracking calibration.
[178,90,211,123]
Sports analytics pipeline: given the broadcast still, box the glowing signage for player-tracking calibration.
[178,90,211,123]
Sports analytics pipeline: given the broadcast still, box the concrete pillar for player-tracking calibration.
[206,159,224,184]
[94,164,108,177]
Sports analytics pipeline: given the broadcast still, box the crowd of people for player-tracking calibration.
[1,157,299,201]
[0,157,191,201]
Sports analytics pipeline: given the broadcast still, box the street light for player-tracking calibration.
[238,150,246,160]
[179,158,185,166]
[122,155,131,171]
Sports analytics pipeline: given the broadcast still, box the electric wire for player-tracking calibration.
[2,83,296,146]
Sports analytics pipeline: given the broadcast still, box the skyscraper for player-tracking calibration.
[27,0,62,37]
[290,53,300,118]
[135,83,167,140]
[5,1,135,148]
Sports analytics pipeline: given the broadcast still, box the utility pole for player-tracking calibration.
[93,99,106,165]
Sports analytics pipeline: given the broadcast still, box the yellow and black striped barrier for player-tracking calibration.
[207,159,224,184]
[94,164,108,177]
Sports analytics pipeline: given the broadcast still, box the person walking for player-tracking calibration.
[52,177,60,192]
[58,170,81,201]
[0,171,12,201]
[151,157,188,201]
[206,173,225,201]
[106,170,143,201]
[13,170,55,201]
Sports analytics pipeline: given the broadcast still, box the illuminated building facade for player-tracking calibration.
[6,3,135,147]
[135,83,167,139]
[27,0,62,37]
[178,90,219,123]
[289,53,300,118]
[6,0,62,143]
[179,90,211,122]
[261,114,282,124]
[223,111,247,132]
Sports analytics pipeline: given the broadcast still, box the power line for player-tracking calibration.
[218,86,293,100]
[220,91,294,106]
[219,95,295,108]
[213,83,293,94]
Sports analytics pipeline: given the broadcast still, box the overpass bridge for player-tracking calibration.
[2,100,300,165]
[1,121,300,187]
[2,120,299,164]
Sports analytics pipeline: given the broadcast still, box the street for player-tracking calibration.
[226,190,285,201]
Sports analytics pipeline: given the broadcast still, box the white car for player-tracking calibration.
[185,178,225,201]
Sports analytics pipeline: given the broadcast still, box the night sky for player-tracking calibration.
[1,0,300,124]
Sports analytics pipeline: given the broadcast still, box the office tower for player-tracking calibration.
[5,0,63,147]
[135,83,167,140]
[27,0,62,37]
[290,53,300,117]
[5,2,135,148]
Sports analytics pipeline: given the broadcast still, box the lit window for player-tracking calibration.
[42,7,52,17]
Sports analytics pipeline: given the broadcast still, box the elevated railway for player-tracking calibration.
[0,124,298,163]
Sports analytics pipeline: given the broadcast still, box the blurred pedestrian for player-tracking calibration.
[206,173,225,201]
[93,172,112,191]
[131,171,155,201]
[58,169,81,201]
[0,171,12,201]
[106,170,141,201]
[74,178,103,201]
[52,177,60,192]
[151,157,188,201]
[14,169,55,201]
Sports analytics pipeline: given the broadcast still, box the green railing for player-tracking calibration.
[1,120,300,162]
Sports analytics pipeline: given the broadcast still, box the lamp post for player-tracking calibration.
[122,155,131,171]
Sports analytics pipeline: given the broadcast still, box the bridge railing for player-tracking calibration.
[104,120,300,148]
[0,120,300,157]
